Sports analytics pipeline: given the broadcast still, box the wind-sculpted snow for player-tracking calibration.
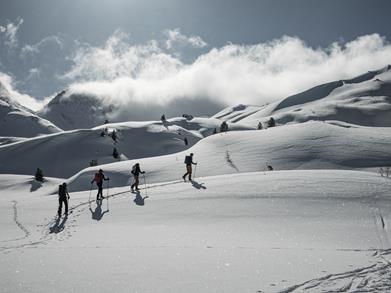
[0,120,204,178]
[218,65,391,128]
[282,249,391,292]
[67,121,391,192]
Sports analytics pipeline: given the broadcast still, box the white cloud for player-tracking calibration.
[0,72,45,111]
[3,29,391,120]
[62,32,391,111]
[0,18,23,48]
[21,35,64,56]
[165,28,207,50]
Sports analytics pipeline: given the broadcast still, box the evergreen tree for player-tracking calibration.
[220,121,228,132]
[111,130,117,142]
[35,168,44,182]
[267,117,276,128]
[113,147,119,159]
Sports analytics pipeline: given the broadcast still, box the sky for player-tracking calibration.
[1,0,391,116]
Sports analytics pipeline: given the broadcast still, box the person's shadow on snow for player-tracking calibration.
[30,179,43,192]
[89,200,109,221]
[133,191,148,206]
[191,180,207,190]
[49,215,68,234]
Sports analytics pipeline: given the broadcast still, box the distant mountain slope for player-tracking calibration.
[0,120,205,178]
[216,65,391,127]
[68,120,391,191]
[38,90,114,130]
[0,82,62,137]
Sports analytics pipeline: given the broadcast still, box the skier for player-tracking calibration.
[131,163,145,192]
[58,182,70,217]
[91,169,109,200]
[182,153,197,181]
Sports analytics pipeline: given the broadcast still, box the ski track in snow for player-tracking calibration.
[0,185,143,252]
[277,202,391,292]
[0,201,30,243]
[279,249,391,293]
[2,175,391,291]
[0,201,86,252]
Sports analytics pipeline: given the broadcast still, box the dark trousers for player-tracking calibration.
[96,182,103,199]
[183,165,192,180]
[131,175,140,190]
[58,197,68,216]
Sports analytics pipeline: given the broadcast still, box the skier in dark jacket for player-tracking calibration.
[182,153,197,181]
[131,163,145,192]
[91,169,109,200]
[58,182,70,217]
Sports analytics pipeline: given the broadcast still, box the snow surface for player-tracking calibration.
[0,82,62,138]
[0,116,254,178]
[66,121,391,192]
[1,171,391,292]
[0,120,206,178]
[2,67,391,292]
[217,65,391,128]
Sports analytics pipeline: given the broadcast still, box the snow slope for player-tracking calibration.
[0,120,204,178]
[0,82,62,138]
[1,170,391,292]
[38,89,115,130]
[216,65,391,128]
[66,120,391,192]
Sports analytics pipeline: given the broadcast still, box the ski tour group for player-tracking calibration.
[57,153,197,217]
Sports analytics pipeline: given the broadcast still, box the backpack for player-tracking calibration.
[131,164,137,175]
[94,173,102,183]
[184,156,191,165]
[58,185,65,197]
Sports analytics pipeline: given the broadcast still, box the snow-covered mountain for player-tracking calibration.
[38,90,116,130]
[2,66,391,293]
[66,120,391,192]
[215,65,391,127]
[0,81,62,137]
[0,119,209,178]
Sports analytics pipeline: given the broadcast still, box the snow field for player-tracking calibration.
[1,170,391,292]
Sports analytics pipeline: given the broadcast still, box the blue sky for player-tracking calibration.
[1,0,391,113]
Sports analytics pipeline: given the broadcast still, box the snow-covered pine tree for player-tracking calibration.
[35,168,44,182]
[113,147,119,159]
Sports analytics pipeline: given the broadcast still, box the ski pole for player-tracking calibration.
[143,174,147,197]
[130,176,134,192]
[193,164,197,180]
[107,191,109,211]
[107,179,110,198]
[88,183,93,203]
